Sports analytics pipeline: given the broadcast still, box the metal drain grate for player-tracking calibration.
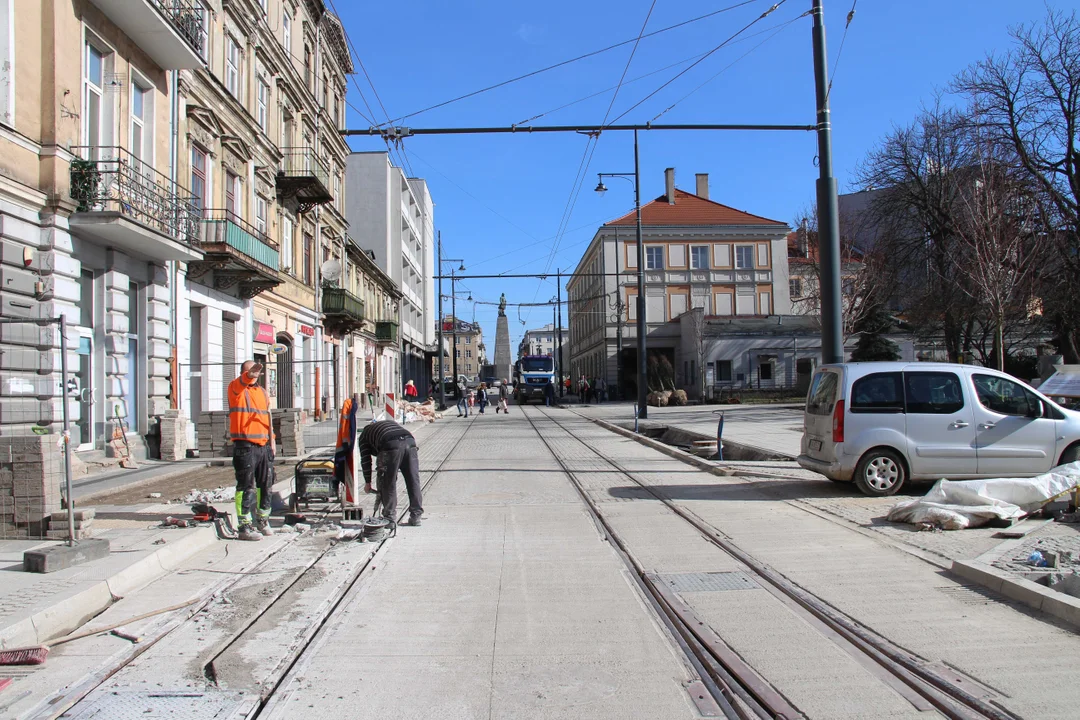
[936,584,1011,606]
[63,690,252,719]
[658,571,761,593]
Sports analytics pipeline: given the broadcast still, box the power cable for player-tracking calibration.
[651,10,809,121]
[608,0,788,125]
[378,0,764,127]
[824,0,858,103]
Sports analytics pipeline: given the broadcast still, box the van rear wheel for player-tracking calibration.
[854,449,906,497]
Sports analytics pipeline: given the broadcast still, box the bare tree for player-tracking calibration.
[953,7,1080,361]
[686,306,712,401]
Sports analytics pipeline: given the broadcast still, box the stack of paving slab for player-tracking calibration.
[45,509,95,540]
[197,411,232,458]
[0,435,64,536]
[158,409,188,461]
[273,409,304,456]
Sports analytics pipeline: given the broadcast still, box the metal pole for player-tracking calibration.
[59,315,75,546]
[812,0,844,364]
[451,272,458,395]
[634,128,648,419]
[557,269,564,397]
[437,231,446,410]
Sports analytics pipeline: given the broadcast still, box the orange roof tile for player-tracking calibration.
[605,189,786,227]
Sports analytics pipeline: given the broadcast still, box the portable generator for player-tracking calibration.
[291,450,340,512]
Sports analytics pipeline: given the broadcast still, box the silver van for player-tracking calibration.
[797,362,1080,496]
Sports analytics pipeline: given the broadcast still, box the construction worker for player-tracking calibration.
[360,420,423,526]
[229,360,276,541]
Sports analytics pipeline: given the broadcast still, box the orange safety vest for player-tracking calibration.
[228,377,274,445]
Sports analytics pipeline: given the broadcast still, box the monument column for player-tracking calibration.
[494,293,512,382]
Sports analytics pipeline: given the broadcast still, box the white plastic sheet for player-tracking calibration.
[887,462,1080,530]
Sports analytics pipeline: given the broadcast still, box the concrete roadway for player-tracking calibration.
[263,407,1080,719]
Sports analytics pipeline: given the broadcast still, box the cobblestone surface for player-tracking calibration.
[991,522,1080,576]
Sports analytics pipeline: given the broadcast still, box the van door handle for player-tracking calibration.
[950,421,969,428]
[978,422,996,430]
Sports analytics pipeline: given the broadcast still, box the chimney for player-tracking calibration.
[665,167,675,204]
[695,173,709,199]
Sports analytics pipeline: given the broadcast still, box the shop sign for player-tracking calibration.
[254,322,275,344]
[297,323,315,337]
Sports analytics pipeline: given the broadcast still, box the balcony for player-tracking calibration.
[375,321,399,345]
[87,0,205,69]
[189,210,282,298]
[276,147,332,214]
[322,287,366,336]
[69,146,203,262]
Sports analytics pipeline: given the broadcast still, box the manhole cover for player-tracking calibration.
[658,572,761,593]
[62,690,251,719]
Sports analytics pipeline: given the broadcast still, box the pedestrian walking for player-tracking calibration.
[228,360,276,541]
[544,380,556,407]
[359,420,423,526]
[597,377,607,403]
[403,379,418,400]
[578,375,590,405]
[496,378,511,414]
[456,380,470,417]
[477,383,489,414]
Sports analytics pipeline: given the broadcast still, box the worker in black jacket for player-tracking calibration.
[360,420,423,526]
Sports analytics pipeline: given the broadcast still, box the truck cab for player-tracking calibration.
[514,355,556,404]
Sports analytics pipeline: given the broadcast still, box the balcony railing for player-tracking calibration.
[151,0,206,56]
[375,321,399,344]
[198,209,279,271]
[276,147,333,212]
[279,147,330,187]
[70,146,199,244]
[322,287,365,320]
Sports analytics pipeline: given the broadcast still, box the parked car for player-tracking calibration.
[797,362,1080,497]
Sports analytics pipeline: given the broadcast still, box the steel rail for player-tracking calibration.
[518,407,767,720]
[533,406,1022,720]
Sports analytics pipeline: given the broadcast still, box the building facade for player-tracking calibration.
[437,316,483,383]
[518,323,563,360]
[566,170,792,401]
[344,152,435,395]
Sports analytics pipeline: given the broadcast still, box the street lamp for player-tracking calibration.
[595,128,647,418]
[436,231,465,410]
[607,291,626,402]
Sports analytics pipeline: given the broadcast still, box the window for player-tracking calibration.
[973,374,1042,417]
[225,172,240,218]
[465,349,472,359]
[759,361,773,381]
[197,1,210,62]
[789,278,802,299]
[281,215,294,273]
[282,12,290,53]
[190,146,207,212]
[322,74,328,110]
[1,0,14,127]
[690,245,709,270]
[714,360,732,383]
[225,36,241,98]
[455,349,460,358]
[904,372,964,414]
[735,245,754,269]
[303,45,312,91]
[256,79,268,132]
[303,233,313,285]
[806,370,840,416]
[255,195,267,237]
[851,373,904,413]
[465,336,471,345]
[129,80,151,162]
[334,94,341,129]
[84,41,106,150]
[645,246,664,270]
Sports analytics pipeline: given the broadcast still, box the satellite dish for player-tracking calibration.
[321,259,342,283]
[270,343,289,355]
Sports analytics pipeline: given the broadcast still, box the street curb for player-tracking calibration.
[951,558,1080,629]
[0,526,219,649]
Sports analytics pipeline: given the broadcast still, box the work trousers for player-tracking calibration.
[233,441,273,527]
[377,437,423,520]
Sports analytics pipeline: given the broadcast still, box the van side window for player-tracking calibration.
[973,374,1040,417]
[806,370,839,416]
[850,372,904,413]
[904,372,964,414]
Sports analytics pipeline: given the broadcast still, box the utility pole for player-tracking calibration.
[634,128,647,418]
[813,0,844,364]
[451,270,458,395]
[556,269,564,397]
[436,231,446,410]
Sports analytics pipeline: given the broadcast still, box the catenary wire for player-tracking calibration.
[608,0,788,125]
[825,0,858,103]
[377,0,765,127]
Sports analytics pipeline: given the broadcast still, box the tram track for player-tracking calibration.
[526,406,1022,720]
[31,419,475,720]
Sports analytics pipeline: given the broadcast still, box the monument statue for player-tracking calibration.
[498,293,507,317]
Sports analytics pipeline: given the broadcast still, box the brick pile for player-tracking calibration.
[0,435,64,537]
[45,509,95,540]
[196,411,232,458]
[273,409,304,456]
[158,409,188,461]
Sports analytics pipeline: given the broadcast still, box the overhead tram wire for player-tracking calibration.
[375,0,765,128]
[608,0,789,126]
[651,10,811,122]
[529,0,658,325]
[824,0,858,103]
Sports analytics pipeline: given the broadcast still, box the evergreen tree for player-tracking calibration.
[850,305,901,361]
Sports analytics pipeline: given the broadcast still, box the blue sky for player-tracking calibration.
[332,0,1077,355]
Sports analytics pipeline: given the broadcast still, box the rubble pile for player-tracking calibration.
[399,399,442,424]
[181,486,237,504]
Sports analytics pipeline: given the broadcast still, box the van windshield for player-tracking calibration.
[806,371,839,416]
